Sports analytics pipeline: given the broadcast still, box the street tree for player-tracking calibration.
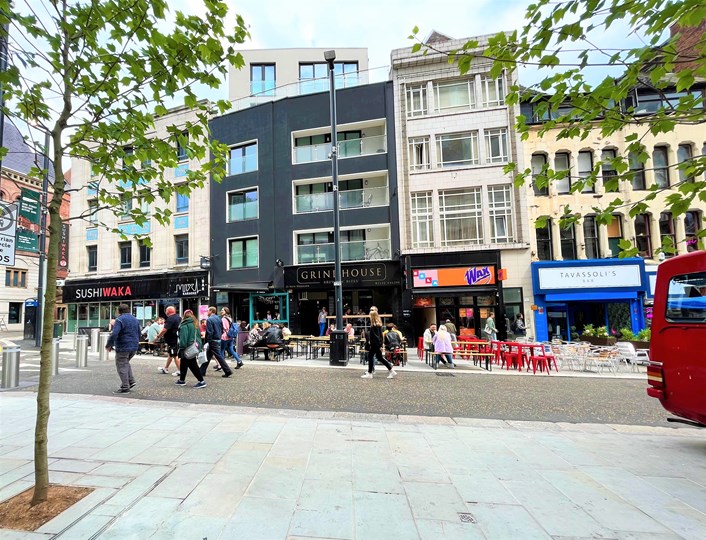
[0,0,248,505]
[412,0,706,254]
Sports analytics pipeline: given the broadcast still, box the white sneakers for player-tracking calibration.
[158,367,168,374]
[172,371,179,376]
[361,370,397,379]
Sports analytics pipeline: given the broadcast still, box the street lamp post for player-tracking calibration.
[35,129,50,347]
[324,50,348,365]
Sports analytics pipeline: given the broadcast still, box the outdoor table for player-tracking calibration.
[450,340,494,371]
[503,342,546,371]
[285,335,310,357]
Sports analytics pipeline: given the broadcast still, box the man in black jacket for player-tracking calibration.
[254,322,284,361]
[200,306,233,377]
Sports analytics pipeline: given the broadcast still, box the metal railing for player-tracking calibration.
[296,238,391,264]
[294,134,387,164]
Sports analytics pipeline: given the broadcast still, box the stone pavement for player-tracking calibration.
[1,392,705,539]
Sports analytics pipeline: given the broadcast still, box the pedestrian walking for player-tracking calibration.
[483,312,497,341]
[445,318,457,342]
[200,306,233,378]
[105,303,141,394]
[318,307,327,336]
[157,305,181,375]
[220,307,243,369]
[175,309,206,388]
[432,325,455,368]
[361,308,397,379]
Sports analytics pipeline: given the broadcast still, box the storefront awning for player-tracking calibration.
[544,291,639,302]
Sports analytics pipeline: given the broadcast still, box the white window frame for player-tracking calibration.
[436,131,479,168]
[228,235,259,270]
[480,75,505,107]
[406,85,427,117]
[488,185,514,243]
[484,128,508,164]
[577,150,594,193]
[226,187,259,222]
[410,191,434,248]
[554,152,571,194]
[439,188,483,246]
[408,136,430,171]
[433,79,474,113]
[228,140,258,176]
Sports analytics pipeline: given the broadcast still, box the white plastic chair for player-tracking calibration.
[615,342,650,373]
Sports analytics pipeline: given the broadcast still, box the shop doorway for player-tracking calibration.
[299,299,325,336]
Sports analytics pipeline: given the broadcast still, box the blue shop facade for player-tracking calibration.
[530,259,649,342]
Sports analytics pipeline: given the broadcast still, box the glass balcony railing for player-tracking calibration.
[250,80,276,96]
[296,238,391,265]
[295,185,389,214]
[294,134,387,164]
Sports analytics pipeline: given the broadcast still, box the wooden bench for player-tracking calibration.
[454,350,495,371]
[249,344,287,362]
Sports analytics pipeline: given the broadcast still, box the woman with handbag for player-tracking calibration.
[361,308,397,379]
[176,309,207,388]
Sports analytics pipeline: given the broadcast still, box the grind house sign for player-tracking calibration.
[285,262,400,290]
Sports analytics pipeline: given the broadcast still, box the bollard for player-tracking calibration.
[72,331,78,351]
[90,328,100,353]
[99,332,111,362]
[1,346,21,389]
[51,338,61,376]
[76,335,88,367]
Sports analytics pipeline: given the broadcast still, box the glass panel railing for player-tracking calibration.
[296,238,391,264]
[294,143,330,164]
[250,80,276,96]
[340,185,389,209]
[339,134,386,158]
[295,192,333,214]
[228,201,259,221]
[229,154,258,175]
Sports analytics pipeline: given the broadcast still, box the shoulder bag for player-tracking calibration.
[183,338,200,360]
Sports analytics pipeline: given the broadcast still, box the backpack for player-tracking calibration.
[510,320,518,333]
[226,318,238,339]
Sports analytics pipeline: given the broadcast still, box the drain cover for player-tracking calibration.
[436,372,455,377]
[458,512,476,523]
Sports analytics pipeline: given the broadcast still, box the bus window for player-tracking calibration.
[666,271,706,322]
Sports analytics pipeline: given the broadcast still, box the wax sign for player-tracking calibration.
[412,266,496,288]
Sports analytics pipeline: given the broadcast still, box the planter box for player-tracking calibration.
[580,335,617,346]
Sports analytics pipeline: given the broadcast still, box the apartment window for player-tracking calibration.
[408,136,430,171]
[410,192,434,248]
[119,241,132,269]
[583,216,600,259]
[88,200,98,224]
[87,246,97,272]
[229,141,258,175]
[8,302,21,324]
[139,241,151,268]
[434,79,474,112]
[250,64,275,96]
[531,153,549,196]
[607,215,623,257]
[560,224,577,260]
[122,146,134,170]
[120,195,133,219]
[176,131,188,162]
[176,193,189,213]
[229,237,258,269]
[407,85,427,117]
[659,212,676,255]
[480,75,505,107]
[685,210,701,252]
[652,146,670,188]
[536,220,553,261]
[634,214,652,258]
[629,152,646,190]
[436,131,479,168]
[299,61,357,92]
[677,144,694,183]
[577,151,594,193]
[228,189,259,221]
[175,235,188,265]
[439,188,483,246]
[488,185,514,243]
[484,128,508,164]
[554,152,570,194]
[601,149,618,192]
[5,269,27,288]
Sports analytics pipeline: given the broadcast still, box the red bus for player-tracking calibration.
[647,251,706,427]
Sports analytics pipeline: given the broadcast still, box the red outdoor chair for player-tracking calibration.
[417,336,424,360]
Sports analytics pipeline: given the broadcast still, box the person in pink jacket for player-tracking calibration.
[432,324,455,368]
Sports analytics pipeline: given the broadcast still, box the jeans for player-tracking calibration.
[115,350,136,389]
[221,338,242,363]
[439,352,453,365]
[319,322,326,336]
[200,340,232,376]
[367,346,392,374]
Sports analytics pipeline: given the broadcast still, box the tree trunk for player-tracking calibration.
[31,133,65,506]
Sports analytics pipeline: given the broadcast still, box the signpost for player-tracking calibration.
[0,201,18,266]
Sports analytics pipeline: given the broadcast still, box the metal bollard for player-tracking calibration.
[99,332,111,362]
[76,335,88,367]
[90,328,100,353]
[51,338,61,376]
[72,331,78,351]
[1,346,21,389]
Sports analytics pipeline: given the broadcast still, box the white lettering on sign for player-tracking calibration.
[538,265,642,290]
[0,202,18,266]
